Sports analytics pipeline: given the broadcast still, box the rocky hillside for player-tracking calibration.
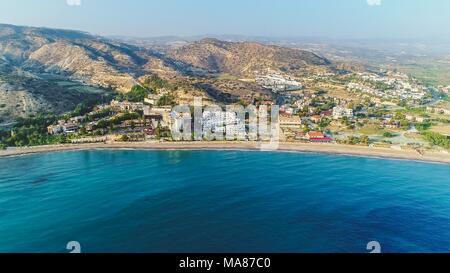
[167,38,331,76]
[0,24,145,91]
[0,24,147,122]
[0,75,107,123]
[0,24,335,122]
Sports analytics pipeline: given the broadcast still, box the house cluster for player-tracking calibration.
[380,115,401,129]
[47,117,82,135]
[144,89,172,106]
[201,110,245,139]
[145,106,172,126]
[47,99,159,138]
[171,108,260,140]
[110,100,144,112]
[405,114,429,123]
[274,95,352,142]
[332,106,354,120]
[279,115,302,128]
[256,73,303,93]
[296,131,333,143]
[347,72,427,101]
[427,106,450,116]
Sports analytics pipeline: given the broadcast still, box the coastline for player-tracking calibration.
[1,141,450,164]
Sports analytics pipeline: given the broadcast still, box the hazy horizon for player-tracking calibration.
[1,0,450,42]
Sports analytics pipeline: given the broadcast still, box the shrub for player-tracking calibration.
[422,131,450,149]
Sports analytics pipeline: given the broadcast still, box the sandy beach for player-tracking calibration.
[0,141,449,164]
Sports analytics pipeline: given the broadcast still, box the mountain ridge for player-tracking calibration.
[0,23,334,122]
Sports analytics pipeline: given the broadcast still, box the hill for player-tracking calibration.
[0,24,334,122]
[167,38,331,76]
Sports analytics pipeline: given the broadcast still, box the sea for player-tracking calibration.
[0,150,449,253]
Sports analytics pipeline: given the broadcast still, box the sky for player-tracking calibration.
[0,0,449,41]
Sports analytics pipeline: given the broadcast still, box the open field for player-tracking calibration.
[431,124,450,136]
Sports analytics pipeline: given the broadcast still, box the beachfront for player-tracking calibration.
[1,142,449,164]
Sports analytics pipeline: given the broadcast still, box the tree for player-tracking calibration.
[416,122,431,131]
[155,124,162,140]
[360,135,370,145]
[95,120,109,129]
[298,106,309,118]
[422,132,450,149]
[319,118,331,130]
[157,94,176,107]
[399,120,410,129]
[117,85,150,102]
[120,135,130,142]
[394,112,406,120]
[347,136,360,145]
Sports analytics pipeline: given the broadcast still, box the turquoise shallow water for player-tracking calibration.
[0,150,449,253]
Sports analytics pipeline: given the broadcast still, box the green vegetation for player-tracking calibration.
[115,78,179,103]
[0,115,70,147]
[422,131,450,149]
[110,112,141,125]
[143,75,177,92]
[367,80,391,91]
[339,135,370,146]
[0,104,6,108]
[341,116,353,127]
[0,143,6,150]
[155,124,162,140]
[70,93,114,117]
[119,135,130,142]
[96,112,141,130]
[368,108,387,118]
[318,101,336,111]
[358,125,384,136]
[72,102,94,117]
[315,90,328,96]
[95,119,109,130]
[360,135,370,145]
[403,107,427,115]
[400,64,450,86]
[393,112,411,129]
[298,106,309,118]
[157,94,177,107]
[416,122,432,131]
[318,118,331,130]
[85,108,112,122]
[0,93,115,147]
[383,132,395,138]
[116,85,150,102]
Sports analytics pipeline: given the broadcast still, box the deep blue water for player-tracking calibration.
[0,150,449,253]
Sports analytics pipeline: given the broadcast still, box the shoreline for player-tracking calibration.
[1,142,450,164]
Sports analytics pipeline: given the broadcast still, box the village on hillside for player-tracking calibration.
[2,69,450,151]
[5,69,442,154]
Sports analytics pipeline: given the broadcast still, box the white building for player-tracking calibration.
[202,110,245,140]
[110,100,144,112]
[333,106,354,120]
[256,74,303,92]
[144,94,163,106]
